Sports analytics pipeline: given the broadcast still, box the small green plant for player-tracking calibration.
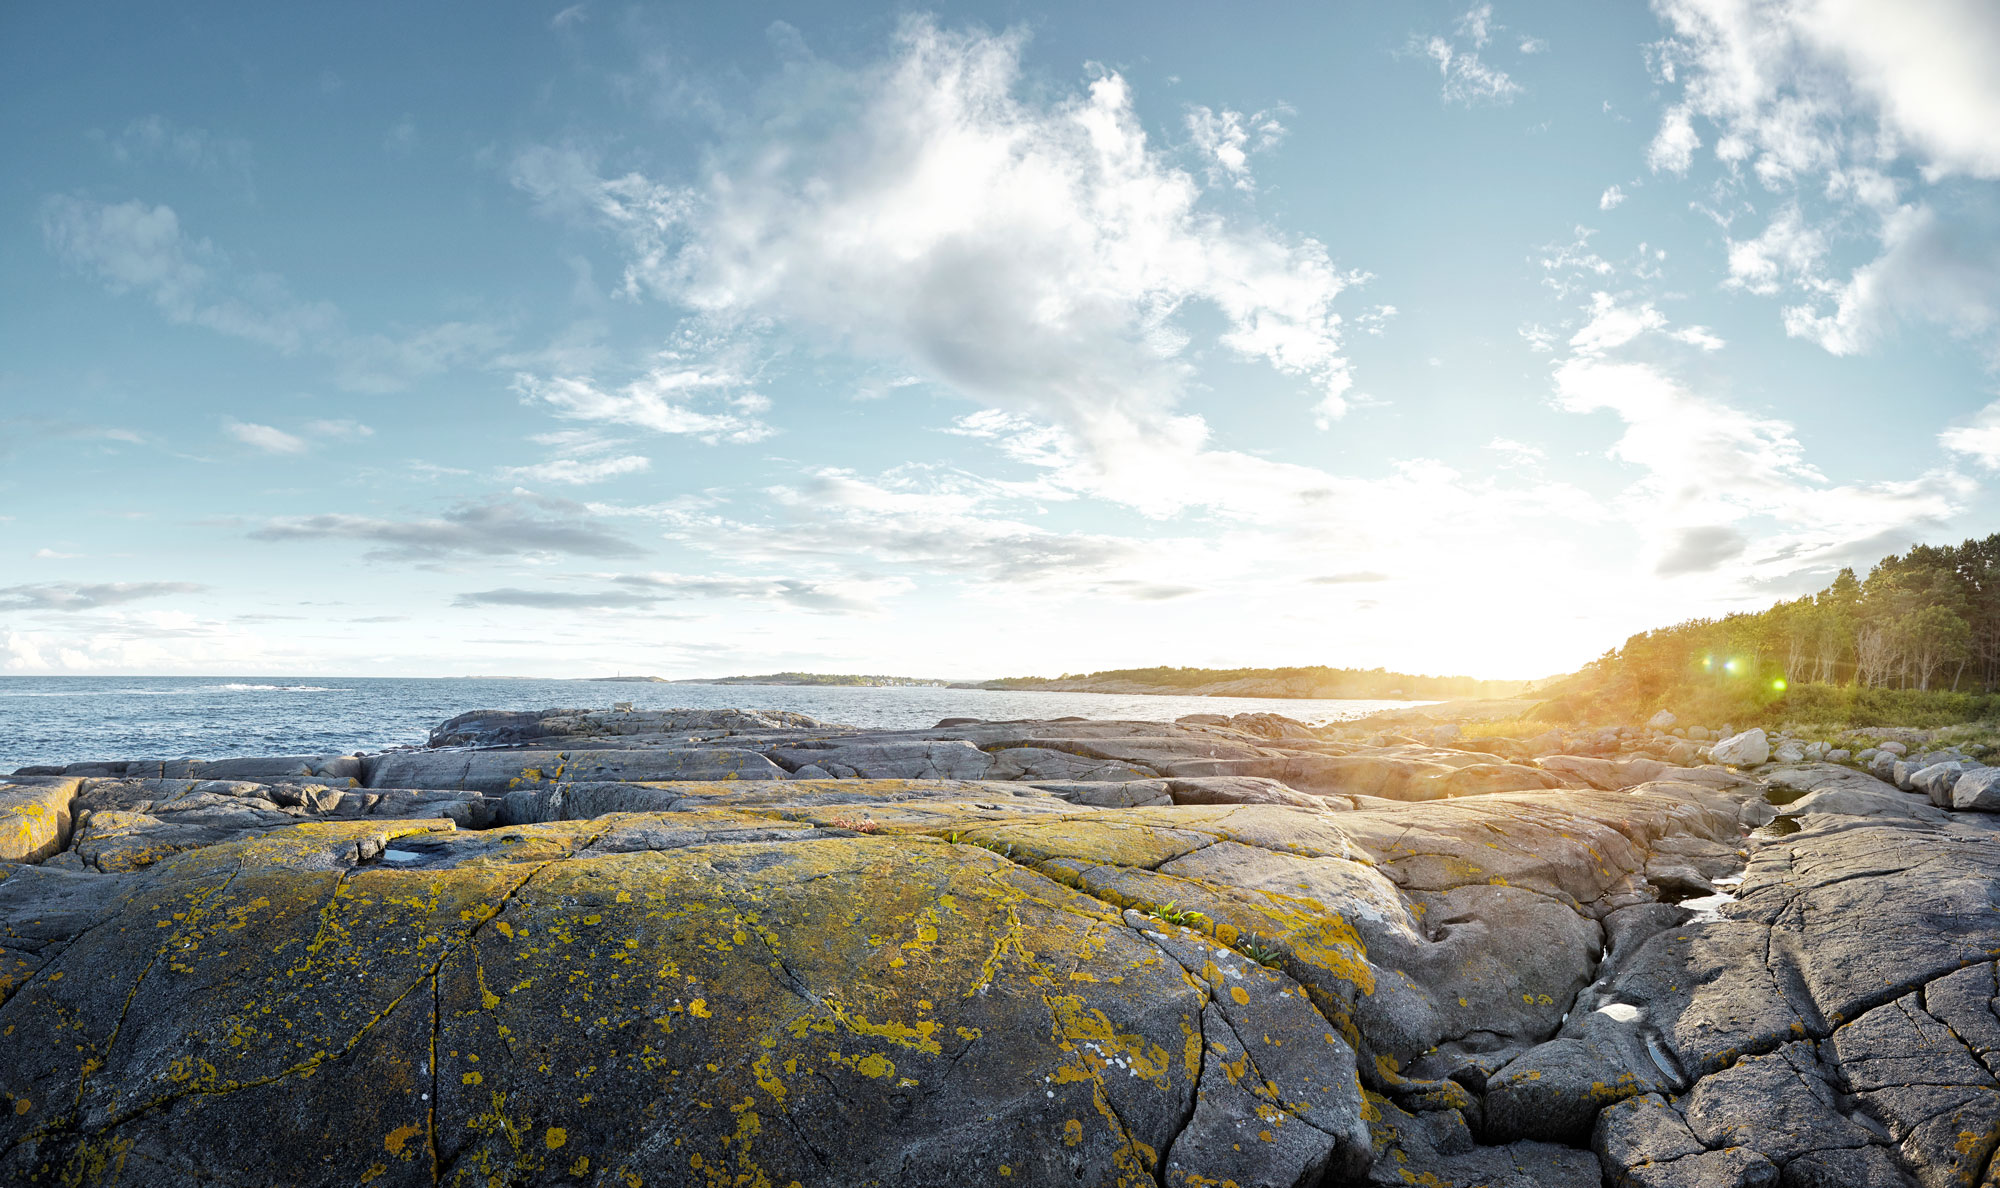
[1239,937,1283,968]
[1149,901,1207,927]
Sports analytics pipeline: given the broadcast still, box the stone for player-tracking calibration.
[0,778,82,863]
[1709,728,1770,767]
[1880,741,1909,756]
[1647,711,1678,729]
[1951,767,2000,811]
[1909,761,1966,806]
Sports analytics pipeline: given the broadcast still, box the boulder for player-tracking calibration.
[1647,711,1677,730]
[1909,761,1967,806]
[1951,767,2000,811]
[1709,728,1770,767]
[0,779,82,864]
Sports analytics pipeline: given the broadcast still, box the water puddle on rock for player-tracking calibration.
[1678,875,1742,924]
[1753,816,1802,839]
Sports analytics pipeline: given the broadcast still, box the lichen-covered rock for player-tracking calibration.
[0,778,81,863]
[14,705,2000,1186]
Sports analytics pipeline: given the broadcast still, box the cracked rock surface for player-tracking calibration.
[0,709,1996,1185]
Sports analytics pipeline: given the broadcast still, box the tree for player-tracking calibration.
[1905,605,1972,691]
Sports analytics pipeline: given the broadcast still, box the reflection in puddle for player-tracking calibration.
[1763,782,1812,807]
[1754,817,1802,839]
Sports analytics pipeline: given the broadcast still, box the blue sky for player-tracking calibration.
[5,1,2000,679]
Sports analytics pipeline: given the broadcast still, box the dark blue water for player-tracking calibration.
[0,677,1421,769]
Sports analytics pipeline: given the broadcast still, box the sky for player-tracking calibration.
[5,1,2000,680]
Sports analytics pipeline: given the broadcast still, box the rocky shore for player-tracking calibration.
[1,704,1996,1186]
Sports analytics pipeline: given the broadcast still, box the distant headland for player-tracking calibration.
[620,665,1540,701]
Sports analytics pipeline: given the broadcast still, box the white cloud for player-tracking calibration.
[512,18,1361,515]
[1941,401,2000,467]
[384,116,419,156]
[1649,0,2000,359]
[1487,437,1545,467]
[1722,204,1829,295]
[305,419,375,439]
[1412,4,1531,106]
[513,366,775,444]
[1646,105,1699,174]
[224,418,308,454]
[43,197,338,353]
[97,116,255,198]
[1779,203,2000,358]
[1568,292,1667,355]
[1543,287,1962,578]
[1599,185,1626,210]
[503,454,652,485]
[1423,36,1522,106]
[41,196,503,390]
[1185,105,1288,190]
[1668,325,1727,350]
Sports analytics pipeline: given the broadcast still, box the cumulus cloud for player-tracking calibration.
[1599,185,1626,210]
[510,18,1361,514]
[0,581,204,612]
[249,493,643,561]
[1545,292,1964,577]
[1780,203,2000,358]
[1649,0,2000,182]
[1648,0,2000,359]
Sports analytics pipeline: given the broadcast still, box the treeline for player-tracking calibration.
[984,665,1534,700]
[1543,534,2000,723]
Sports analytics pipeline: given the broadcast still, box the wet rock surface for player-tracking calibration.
[1,707,1995,1185]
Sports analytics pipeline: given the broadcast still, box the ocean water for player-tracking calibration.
[0,677,1428,770]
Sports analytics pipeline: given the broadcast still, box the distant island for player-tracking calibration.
[650,665,1538,700]
[977,665,1540,701]
[581,675,671,683]
[678,672,952,688]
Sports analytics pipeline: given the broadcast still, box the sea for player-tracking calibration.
[0,677,1429,770]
